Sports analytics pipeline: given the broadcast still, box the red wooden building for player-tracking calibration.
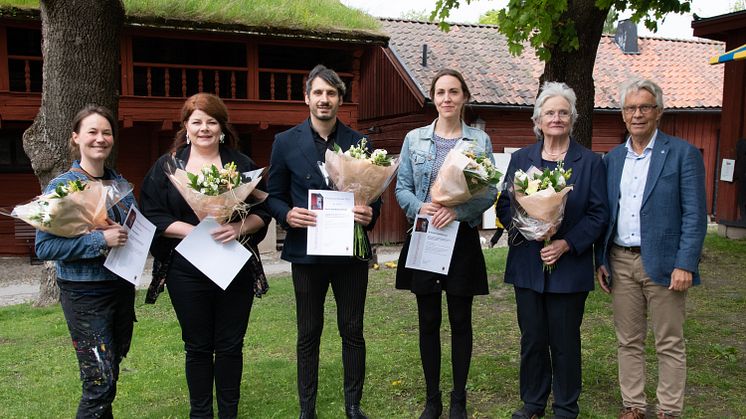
[0,13,728,255]
[693,10,746,236]
[0,8,393,255]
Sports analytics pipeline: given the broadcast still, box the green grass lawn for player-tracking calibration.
[1,233,744,418]
[0,0,382,33]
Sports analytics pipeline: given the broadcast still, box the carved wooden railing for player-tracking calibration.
[8,55,43,93]
[132,62,249,99]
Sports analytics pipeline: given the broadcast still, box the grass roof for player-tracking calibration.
[0,0,384,40]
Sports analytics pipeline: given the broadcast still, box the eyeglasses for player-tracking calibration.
[622,104,658,115]
[542,110,571,120]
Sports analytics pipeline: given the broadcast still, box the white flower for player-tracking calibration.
[515,170,528,183]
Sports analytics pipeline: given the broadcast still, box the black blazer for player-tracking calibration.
[496,139,608,293]
[140,144,272,262]
[266,119,381,264]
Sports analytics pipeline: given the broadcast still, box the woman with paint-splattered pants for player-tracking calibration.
[35,105,136,418]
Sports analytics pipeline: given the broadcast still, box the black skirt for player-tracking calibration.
[395,222,489,296]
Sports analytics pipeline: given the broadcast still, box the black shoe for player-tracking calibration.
[419,392,443,419]
[512,407,545,419]
[449,391,466,419]
[345,404,369,419]
[298,410,317,419]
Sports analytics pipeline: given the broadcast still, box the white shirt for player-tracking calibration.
[614,131,658,247]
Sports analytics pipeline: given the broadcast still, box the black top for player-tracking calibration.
[140,144,272,262]
[309,118,338,162]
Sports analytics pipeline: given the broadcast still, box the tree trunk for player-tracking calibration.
[539,0,609,149]
[24,0,124,307]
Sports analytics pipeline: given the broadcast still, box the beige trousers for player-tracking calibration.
[610,246,688,416]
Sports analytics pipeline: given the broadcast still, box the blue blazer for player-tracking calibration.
[497,139,609,293]
[266,119,381,264]
[596,131,707,286]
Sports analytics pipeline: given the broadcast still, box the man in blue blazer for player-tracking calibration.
[596,79,707,419]
[266,65,379,419]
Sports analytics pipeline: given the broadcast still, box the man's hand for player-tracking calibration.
[353,205,373,227]
[286,207,317,228]
[596,265,611,293]
[669,268,693,292]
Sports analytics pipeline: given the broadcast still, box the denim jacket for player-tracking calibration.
[35,161,135,281]
[395,119,497,227]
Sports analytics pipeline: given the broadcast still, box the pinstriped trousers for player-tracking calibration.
[292,262,368,411]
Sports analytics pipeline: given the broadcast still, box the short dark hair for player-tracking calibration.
[69,104,118,160]
[305,64,346,97]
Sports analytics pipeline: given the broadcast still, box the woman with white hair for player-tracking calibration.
[496,82,609,419]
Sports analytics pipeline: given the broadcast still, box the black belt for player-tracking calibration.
[614,244,641,254]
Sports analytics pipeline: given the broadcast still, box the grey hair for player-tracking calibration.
[531,81,579,138]
[305,64,346,98]
[620,78,665,110]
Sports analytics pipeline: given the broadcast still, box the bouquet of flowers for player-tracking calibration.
[324,138,399,259]
[510,161,573,271]
[430,140,502,206]
[3,178,133,237]
[164,156,267,223]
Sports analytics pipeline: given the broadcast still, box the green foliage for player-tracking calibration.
[0,0,382,33]
[602,6,620,34]
[400,8,431,21]
[434,0,692,60]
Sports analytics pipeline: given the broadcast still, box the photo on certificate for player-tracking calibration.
[306,189,354,256]
[405,214,459,275]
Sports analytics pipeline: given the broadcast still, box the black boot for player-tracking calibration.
[449,391,466,419]
[419,391,443,419]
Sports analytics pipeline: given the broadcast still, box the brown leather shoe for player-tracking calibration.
[618,407,645,419]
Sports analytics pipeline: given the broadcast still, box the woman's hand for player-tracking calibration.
[211,222,241,244]
[431,206,457,229]
[540,239,569,266]
[100,219,128,248]
[353,205,373,226]
[418,202,442,216]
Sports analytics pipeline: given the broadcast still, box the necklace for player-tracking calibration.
[542,146,569,158]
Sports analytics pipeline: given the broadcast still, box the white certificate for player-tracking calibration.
[105,206,156,286]
[175,217,251,290]
[720,158,735,182]
[405,215,459,275]
[306,189,354,256]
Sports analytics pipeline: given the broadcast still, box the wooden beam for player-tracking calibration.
[0,26,9,92]
[120,33,134,96]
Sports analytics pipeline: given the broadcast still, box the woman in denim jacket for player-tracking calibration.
[395,69,497,419]
[35,105,135,418]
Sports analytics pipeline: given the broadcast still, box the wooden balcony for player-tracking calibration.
[1,62,358,125]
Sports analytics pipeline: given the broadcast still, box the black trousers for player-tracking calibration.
[168,254,254,419]
[514,287,588,418]
[416,292,474,402]
[58,279,135,419]
[291,262,368,411]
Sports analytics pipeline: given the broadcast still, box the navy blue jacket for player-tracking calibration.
[595,131,707,286]
[266,119,381,264]
[497,140,609,293]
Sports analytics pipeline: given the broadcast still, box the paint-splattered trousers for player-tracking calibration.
[58,278,136,419]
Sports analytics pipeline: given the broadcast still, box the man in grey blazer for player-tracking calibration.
[596,79,707,419]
